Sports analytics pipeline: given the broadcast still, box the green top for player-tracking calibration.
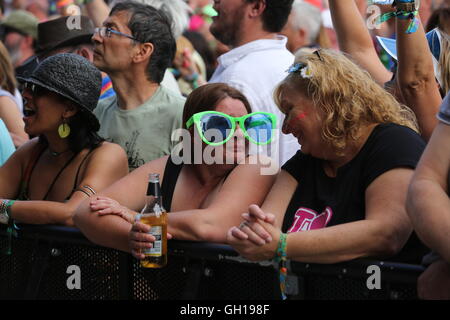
[94,86,185,171]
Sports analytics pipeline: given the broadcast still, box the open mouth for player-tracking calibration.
[23,108,36,117]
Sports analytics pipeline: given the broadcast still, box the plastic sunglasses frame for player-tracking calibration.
[186,110,277,146]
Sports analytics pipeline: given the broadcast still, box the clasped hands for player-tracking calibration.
[227,204,281,262]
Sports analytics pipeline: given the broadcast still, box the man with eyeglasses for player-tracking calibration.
[92,1,185,171]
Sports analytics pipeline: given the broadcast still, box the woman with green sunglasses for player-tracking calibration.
[73,83,277,254]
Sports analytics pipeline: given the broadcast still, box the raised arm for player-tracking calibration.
[328,0,393,85]
[83,0,111,28]
[7,142,128,226]
[406,122,450,263]
[395,14,442,141]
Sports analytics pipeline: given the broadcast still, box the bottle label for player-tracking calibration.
[143,226,162,256]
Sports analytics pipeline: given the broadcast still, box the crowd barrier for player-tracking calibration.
[0,224,425,300]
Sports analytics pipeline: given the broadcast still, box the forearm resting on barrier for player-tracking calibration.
[3,192,93,226]
[73,198,133,253]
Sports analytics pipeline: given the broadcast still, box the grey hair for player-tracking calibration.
[109,0,191,39]
[290,0,322,45]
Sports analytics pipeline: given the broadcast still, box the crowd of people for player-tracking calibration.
[0,0,449,299]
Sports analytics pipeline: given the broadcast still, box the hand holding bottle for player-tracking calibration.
[129,216,173,261]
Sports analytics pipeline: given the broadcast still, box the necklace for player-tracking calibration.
[48,147,71,157]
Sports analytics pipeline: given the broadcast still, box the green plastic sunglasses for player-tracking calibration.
[186,111,277,146]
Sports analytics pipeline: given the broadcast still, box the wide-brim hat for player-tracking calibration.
[18,53,102,131]
[376,28,444,88]
[36,15,94,56]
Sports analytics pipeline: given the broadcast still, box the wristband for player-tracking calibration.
[0,199,14,225]
[273,232,288,300]
[0,199,18,255]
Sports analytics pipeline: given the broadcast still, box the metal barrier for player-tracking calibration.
[0,224,425,300]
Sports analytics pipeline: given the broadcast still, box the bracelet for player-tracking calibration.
[273,232,288,300]
[0,199,14,225]
[0,199,18,255]
[377,9,419,34]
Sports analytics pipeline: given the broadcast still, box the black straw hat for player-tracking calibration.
[36,16,94,56]
[18,53,102,131]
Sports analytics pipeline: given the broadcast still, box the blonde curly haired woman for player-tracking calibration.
[227,50,428,282]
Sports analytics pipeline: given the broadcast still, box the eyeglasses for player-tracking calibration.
[94,27,140,42]
[186,111,277,146]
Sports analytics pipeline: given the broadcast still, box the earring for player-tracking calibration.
[58,119,71,139]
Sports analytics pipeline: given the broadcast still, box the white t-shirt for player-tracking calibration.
[209,36,299,165]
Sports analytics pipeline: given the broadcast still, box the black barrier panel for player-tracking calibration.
[36,243,123,300]
[0,235,36,299]
[0,224,425,300]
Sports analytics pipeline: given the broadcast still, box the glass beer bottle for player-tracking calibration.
[139,173,168,268]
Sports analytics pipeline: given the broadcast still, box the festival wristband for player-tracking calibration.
[0,200,14,225]
[274,232,288,300]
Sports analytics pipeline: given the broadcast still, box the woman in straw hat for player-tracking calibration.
[0,53,128,227]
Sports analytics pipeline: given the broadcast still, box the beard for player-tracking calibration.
[6,39,23,67]
[209,5,246,47]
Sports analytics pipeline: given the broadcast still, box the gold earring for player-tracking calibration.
[58,120,71,139]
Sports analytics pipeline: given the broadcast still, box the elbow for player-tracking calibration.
[72,205,86,229]
[398,73,436,98]
[369,229,408,259]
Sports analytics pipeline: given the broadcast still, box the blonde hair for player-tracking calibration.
[438,29,450,95]
[274,49,418,153]
[0,41,17,95]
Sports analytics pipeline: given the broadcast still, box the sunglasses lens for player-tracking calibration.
[200,113,233,144]
[244,114,273,144]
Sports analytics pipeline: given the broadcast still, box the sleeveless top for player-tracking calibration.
[159,156,232,212]
[17,143,94,201]
[160,156,183,212]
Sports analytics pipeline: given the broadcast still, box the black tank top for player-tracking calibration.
[160,156,183,212]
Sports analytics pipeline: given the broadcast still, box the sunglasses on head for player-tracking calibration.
[186,111,277,146]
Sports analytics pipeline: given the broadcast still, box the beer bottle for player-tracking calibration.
[139,173,168,268]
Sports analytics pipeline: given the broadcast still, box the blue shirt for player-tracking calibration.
[0,119,15,165]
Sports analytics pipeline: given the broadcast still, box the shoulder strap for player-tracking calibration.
[42,152,79,201]
[161,155,183,212]
[22,143,47,188]
[71,148,96,192]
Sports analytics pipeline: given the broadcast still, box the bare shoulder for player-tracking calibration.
[11,137,40,159]
[131,155,170,180]
[234,154,280,175]
[92,141,127,156]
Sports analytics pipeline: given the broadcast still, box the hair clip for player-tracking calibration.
[287,62,312,79]
[313,49,324,61]
[287,62,305,74]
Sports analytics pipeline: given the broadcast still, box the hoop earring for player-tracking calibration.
[58,119,71,139]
